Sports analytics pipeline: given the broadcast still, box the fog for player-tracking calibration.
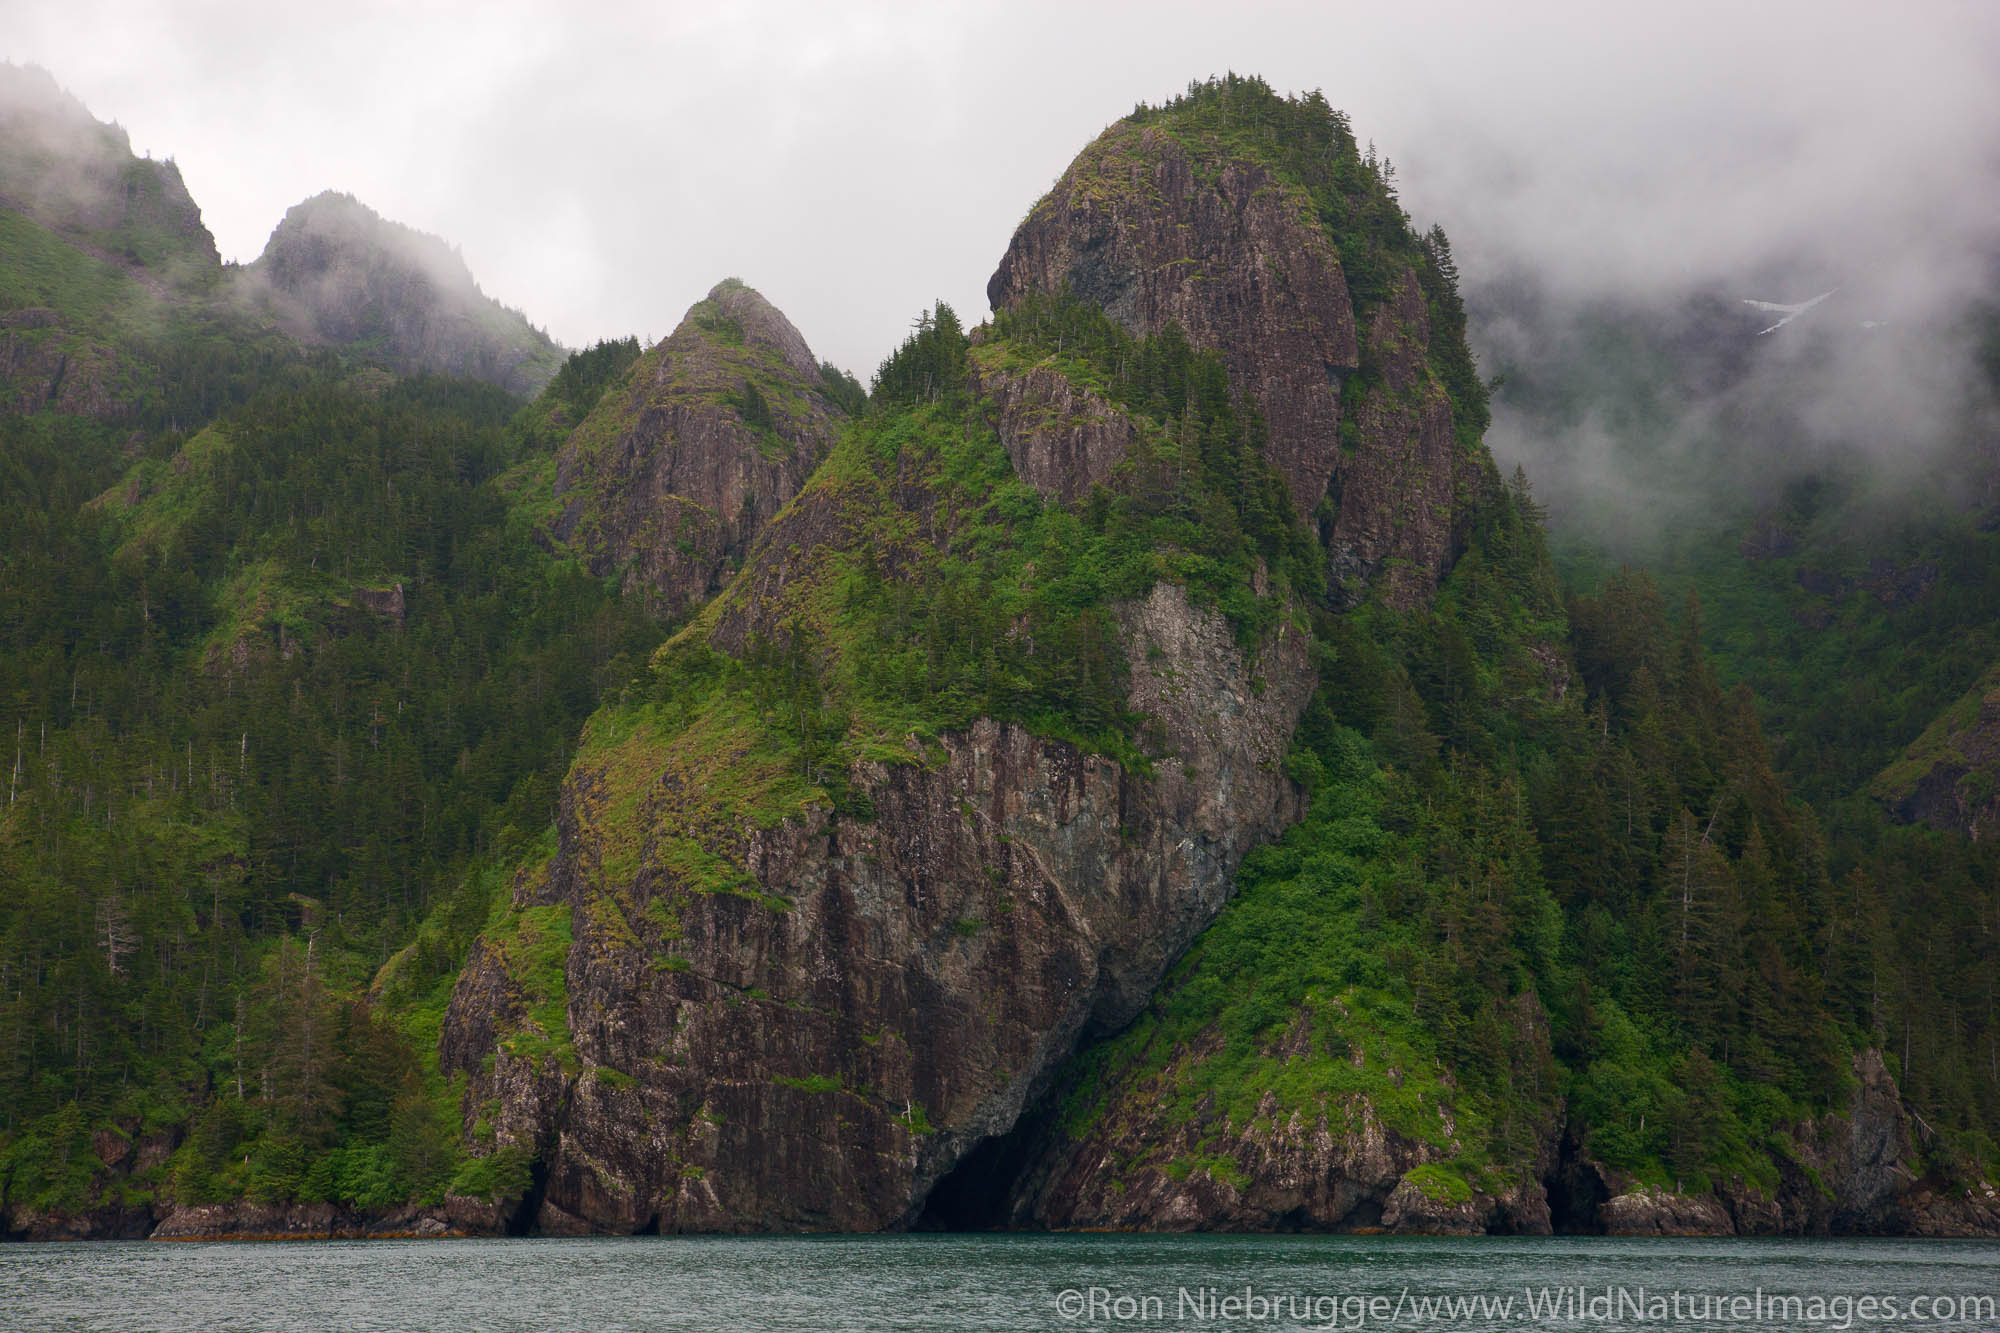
[8,0,1999,508]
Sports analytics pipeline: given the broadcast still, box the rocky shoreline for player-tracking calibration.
[10,1187,1998,1243]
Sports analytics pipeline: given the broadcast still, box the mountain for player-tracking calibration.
[0,60,561,418]
[238,191,563,397]
[511,278,854,619]
[3,71,1999,1243]
[986,102,1489,608]
[1472,258,2000,1127]
[428,77,1499,1234]
[0,62,218,282]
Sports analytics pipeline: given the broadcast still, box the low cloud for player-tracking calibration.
[6,0,1995,457]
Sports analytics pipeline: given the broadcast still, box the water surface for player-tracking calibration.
[4,1233,1997,1331]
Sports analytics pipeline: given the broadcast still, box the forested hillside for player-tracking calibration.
[1475,262,2000,1159]
[2,71,1996,1241]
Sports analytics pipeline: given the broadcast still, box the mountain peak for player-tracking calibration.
[259,191,481,299]
[686,277,821,380]
[989,77,1490,608]
[243,189,560,395]
[0,61,218,277]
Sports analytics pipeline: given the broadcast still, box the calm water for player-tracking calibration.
[3,1234,1997,1331]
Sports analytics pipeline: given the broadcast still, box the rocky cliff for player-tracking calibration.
[436,88,1501,1235]
[989,1028,1995,1237]
[241,191,560,395]
[993,991,1557,1235]
[537,281,845,620]
[987,108,1487,607]
[440,428,1315,1229]
[1578,1051,2000,1238]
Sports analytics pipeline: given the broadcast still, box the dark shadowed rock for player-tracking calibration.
[1739,511,1799,561]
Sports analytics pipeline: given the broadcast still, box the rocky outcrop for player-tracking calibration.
[148,1201,462,1242]
[1000,993,1559,1235]
[986,118,1482,607]
[440,582,1313,1232]
[1792,559,1940,613]
[1599,1187,1736,1237]
[988,121,1355,522]
[1323,274,1481,607]
[545,281,843,620]
[970,355,1137,504]
[1001,1072,1502,1234]
[1873,665,2000,841]
[1739,511,1798,561]
[1549,1050,1999,1238]
[352,582,406,622]
[241,191,560,395]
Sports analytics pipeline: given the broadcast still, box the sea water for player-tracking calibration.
[3,1233,1997,1331]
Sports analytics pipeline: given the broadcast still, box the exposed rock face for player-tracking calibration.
[147,1201,459,1242]
[987,119,1482,606]
[1599,1187,1736,1237]
[1558,1050,2000,1238]
[988,122,1355,522]
[996,1029,1986,1237]
[243,191,560,395]
[1324,275,1480,607]
[1003,1068,1484,1234]
[546,281,843,620]
[1739,511,1799,561]
[440,582,1312,1232]
[970,355,1137,504]
[1874,665,2000,841]
[352,583,406,621]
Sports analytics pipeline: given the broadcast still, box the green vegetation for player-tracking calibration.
[1492,291,2000,1165]
[0,338,661,1220]
[5,67,1998,1236]
[0,208,151,328]
[1056,470,1888,1196]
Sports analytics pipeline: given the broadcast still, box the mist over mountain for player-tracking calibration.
[237,191,562,396]
[0,60,560,403]
[0,62,217,282]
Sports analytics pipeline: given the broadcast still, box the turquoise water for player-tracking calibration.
[2,1234,1996,1331]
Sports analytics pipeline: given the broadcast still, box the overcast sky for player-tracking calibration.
[7,1,1998,376]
